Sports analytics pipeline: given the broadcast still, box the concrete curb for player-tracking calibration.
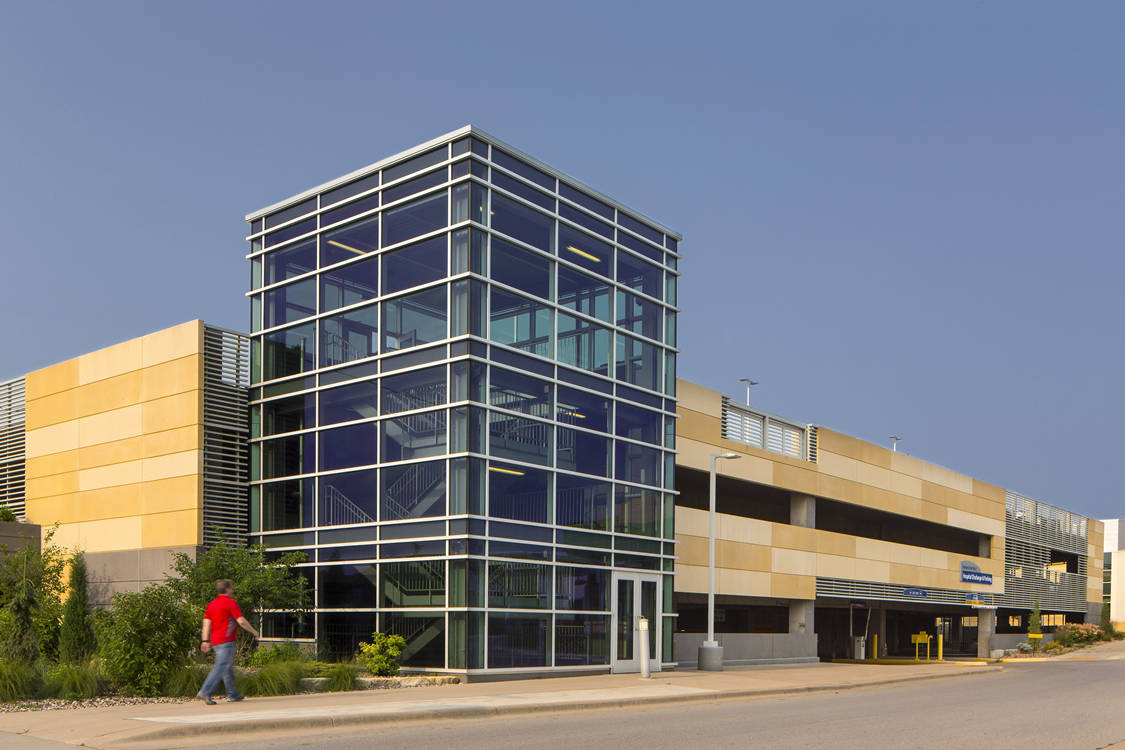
[116,666,1002,746]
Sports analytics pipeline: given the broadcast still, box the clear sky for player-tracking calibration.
[1,2,1121,519]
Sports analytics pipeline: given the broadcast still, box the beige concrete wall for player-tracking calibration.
[676,379,1005,598]
[1111,550,1125,629]
[23,321,205,553]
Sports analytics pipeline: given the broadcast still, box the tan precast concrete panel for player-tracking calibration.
[817,554,857,579]
[676,408,721,446]
[716,541,772,571]
[140,355,202,402]
[769,523,816,552]
[817,429,893,470]
[25,421,80,459]
[853,558,892,582]
[770,573,815,599]
[141,390,201,434]
[139,475,202,516]
[78,406,143,448]
[771,548,817,576]
[816,450,858,483]
[142,425,202,458]
[676,564,709,593]
[141,450,200,483]
[718,568,772,597]
[24,389,79,430]
[675,507,709,538]
[76,484,143,522]
[677,534,708,566]
[27,472,78,500]
[771,462,819,497]
[25,495,80,525]
[141,509,201,549]
[77,371,143,419]
[26,451,79,480]
[946,508,1005,537]
[54,517,143,554]
[25,359,79,401]
[141,320,204,368]
[921,462,974,495]
[677,380,722,418]
[78,338,143,386]
[716,513,772,546]
[77,436,142,471]
[814,531,856,558]
[971,479,1006,505]
[77,460,143,492]
[677,437,774,485]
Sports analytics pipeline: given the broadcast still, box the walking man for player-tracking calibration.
[196,579,260,704]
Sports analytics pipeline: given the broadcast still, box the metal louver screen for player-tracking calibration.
[816,577,992,607]
[202,327,250,547]
[0,377,26,518]
[721,397,814,462]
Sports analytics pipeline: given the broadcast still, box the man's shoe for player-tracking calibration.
[228,695,245,703]
[196,695,216,705]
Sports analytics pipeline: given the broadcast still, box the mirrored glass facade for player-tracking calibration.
[247,129,680,672]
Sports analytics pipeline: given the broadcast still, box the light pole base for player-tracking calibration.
[698,642,724,671]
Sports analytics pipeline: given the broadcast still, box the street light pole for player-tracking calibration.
[738,378,758,406]
[699,451,741,671]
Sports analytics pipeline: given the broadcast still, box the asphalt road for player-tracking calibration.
[197,661,1125,750]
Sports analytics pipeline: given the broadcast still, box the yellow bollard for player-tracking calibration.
[872,633,878,660]
[926,636,931,661]
[938,634,943,661]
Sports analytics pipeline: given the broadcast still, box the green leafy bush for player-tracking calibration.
[320,662,359,692]
[1045,640,1063,652]
[0,507,17,523]
[0,660,42,702]
[238,661,304,697]
[162,663,211,697]
[248,641,309,667]
[101,585,196,696]
[43,662,106,700]
[60,553,97,663]
[357,633,405,677]
[1054,623,1103,647]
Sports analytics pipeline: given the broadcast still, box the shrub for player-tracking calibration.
[1054,623,1103,647]
[43,662,105,701]
[320,662,359,692]
[1045,640,1063,652]
[357,633,405,677]
[0,507,17,523]
[1017,642,1033,653]
[101,585,196,696]
[0,660,42,702]
[238,661,303,697]
[60,554,97,663]
[248,641,309,667]
[163,663,211,697]
[1101,603,1117,640]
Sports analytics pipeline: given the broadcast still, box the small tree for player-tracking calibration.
[1029,602,1042,651]
[0,527,67,663]
[1101,602,1116,639]
[101,585,196,696]
[59,553,97,663]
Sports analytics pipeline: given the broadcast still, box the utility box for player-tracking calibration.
[852,636,866,660]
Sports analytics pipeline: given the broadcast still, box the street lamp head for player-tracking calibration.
[739,378,758,386]
[718,452,741,460]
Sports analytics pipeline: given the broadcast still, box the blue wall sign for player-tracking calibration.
[960,560,993,585]
[903,588,927,598]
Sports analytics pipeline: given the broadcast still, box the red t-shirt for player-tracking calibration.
[204,595,243,645]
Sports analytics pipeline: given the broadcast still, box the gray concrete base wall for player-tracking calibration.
[86,546,198,607]
[990,632,1055,651]
[0,521,40,556]
[674,632,818,666]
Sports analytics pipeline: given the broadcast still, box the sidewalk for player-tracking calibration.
[0,660,1000,749]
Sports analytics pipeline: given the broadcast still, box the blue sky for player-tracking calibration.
[1,2,1121,518]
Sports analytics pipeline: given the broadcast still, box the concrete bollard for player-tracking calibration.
[639,618,651,678]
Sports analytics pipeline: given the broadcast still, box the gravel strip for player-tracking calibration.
[0,695,193,712]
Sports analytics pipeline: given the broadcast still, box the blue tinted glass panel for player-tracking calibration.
[382,460,446,520]
[382,366,447,414]
[264,240,315,285]
[488,562,550,609]
[261,433,314,479]
[489,463,549,522]
[261,394,314,436]
[619,213,663,245]
[265,198,316,229]
[491,193,554,252]
[319,422,378,471]
[615,335,660,391]
[382,411,447,461]
[491,171,554,211]
[321,256,378,312]
[386,611,445,667]
[261,478,314,531]
[489,412,552,466]
[490,521,552,543]
[382,561,444,607]
[489,367,552,419]
[616,402,662,445]
[554,613,608,665]
[319,380,378,425]
[615,442,662,486]
[614,485,660,536]
[318,564,377,607]
[322,173,379,208]
[383,169,445,205]
[616,291,660,340]
[383,286,447,351]
[556,428,609,477]
[490,347,553,377]
[557,266,611,322]
[320,303,378,367]
[382,235,447,294]
[319,468,378,525]
[556,567,609,610]
[263,323,315,380]
[383,146,446,183]
[322,215,379,266]
[556,387,610,433]
[321,193,380,229]
[490,289,552,357]
[491,149,554,190]
[264,218,315,248]
[557,366,612,394]
[557,314,610,376]
[264,278,315,328]
[559,183,612,220]
[617,231,663,264]
[319,544,379,562]
[382,540,445,557]
[383,192,447,247]
[491,239,551,299]
[558,225,611,277]
[320,359,379,386]
[560,204,612,240]
[617,254,662,299]
[488,613,549,668]
[555,474,610,530]
[617,383,663,409]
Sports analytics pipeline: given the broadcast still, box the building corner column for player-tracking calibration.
[790,494,816,528]
[977,608,996,659]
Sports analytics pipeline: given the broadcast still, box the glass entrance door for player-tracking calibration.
[611,572,661,673]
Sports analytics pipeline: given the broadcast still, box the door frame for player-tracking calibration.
[610,571,663,673]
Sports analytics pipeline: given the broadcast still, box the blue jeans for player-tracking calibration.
[198,641,240,700]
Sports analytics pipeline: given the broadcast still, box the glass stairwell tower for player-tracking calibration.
[245,127,681,676]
